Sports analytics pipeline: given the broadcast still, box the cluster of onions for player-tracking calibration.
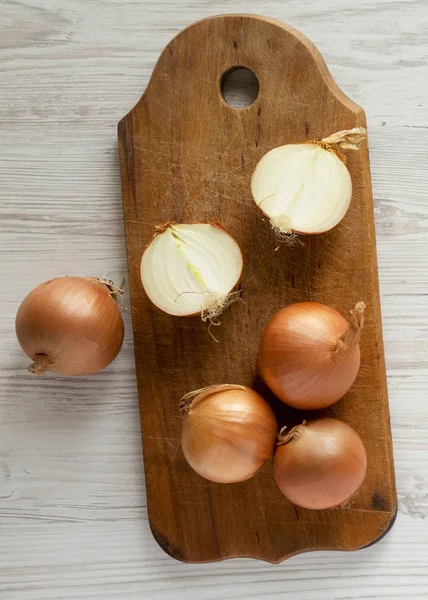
[180,385,368,509]
[258,301,366,410]
[251,128,366,237]
[15,277,124,376]
[180,300,368,509]
[180,385,277,483]
[140,222,243,321]
[15,125,369,510]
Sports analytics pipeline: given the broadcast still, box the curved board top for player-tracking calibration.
[120,14,363,125]
[118,14,396,563]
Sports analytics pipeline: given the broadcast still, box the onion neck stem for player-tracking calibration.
[179,384,245,414]
[277,421,307,445]
[333,301,366,362]
[93,277,124,301]
[28,353,50,376]
[321,127,367,150]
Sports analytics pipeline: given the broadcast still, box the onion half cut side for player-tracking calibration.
[251,142,352,235]
[140,222,243,319]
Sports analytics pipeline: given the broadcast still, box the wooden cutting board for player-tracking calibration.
[118,14,397,563]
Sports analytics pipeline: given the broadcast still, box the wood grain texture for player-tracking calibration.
[1,0,427,597]
[118,14,396,563]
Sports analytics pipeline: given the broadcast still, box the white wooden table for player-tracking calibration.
[1,1,427,598]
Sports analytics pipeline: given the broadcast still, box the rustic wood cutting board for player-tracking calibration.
[118,14,397,563]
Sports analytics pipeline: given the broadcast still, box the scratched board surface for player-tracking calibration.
[118,14,396,563]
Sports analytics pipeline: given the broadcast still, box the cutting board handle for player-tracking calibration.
[121,14,364,132]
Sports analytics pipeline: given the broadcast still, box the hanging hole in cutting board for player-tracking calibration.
[221,67,259,109]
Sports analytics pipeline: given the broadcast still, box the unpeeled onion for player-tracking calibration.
[258,301,365,410]
[180,385,277,483]
[15,277,124,376]
[274,418,367,510]
[141,222,243,320]
[251,128,366,236]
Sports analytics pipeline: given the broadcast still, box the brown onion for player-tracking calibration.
[258,301,365,410]
[180,384,277,483]
[274,418,367,510]
[16,277,124,376]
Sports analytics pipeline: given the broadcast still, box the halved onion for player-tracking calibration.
[251,128,366,236]
[140,222,243,319]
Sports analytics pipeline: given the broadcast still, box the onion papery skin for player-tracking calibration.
[258,302,365,410]
[274,418,367,510]
[15,277,124,376]
[181,385,278,483]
